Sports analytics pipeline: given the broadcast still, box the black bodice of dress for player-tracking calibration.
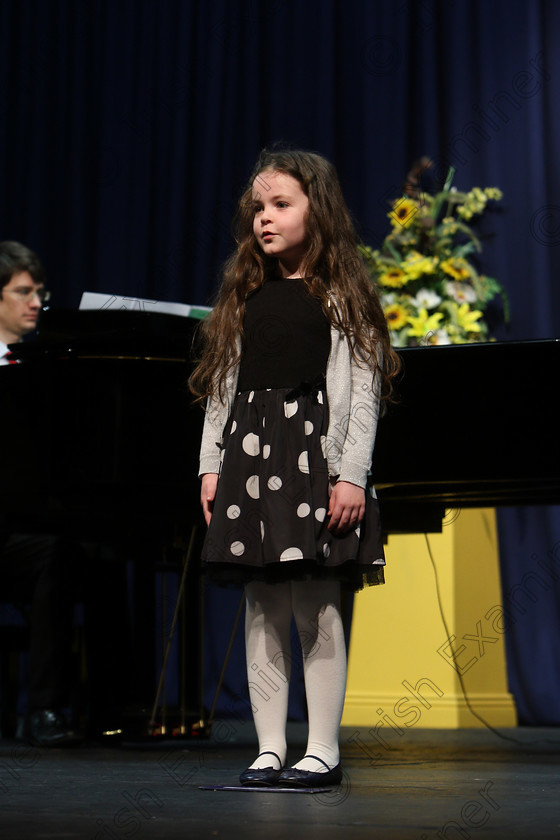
[237,278,331,391]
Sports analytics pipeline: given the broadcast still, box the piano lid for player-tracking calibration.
[8,308,201,362]
[374,338,560,528]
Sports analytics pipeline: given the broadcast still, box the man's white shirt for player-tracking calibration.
[0,340,16,364]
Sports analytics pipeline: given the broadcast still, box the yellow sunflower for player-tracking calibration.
[378,266,410,288]
[402,251,438,280]
[440,257,471,281]
[384,302,408,330]
[389,197,418,229]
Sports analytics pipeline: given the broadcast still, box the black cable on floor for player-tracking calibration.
[424,531,560,748]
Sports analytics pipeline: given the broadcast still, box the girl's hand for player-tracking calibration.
[201,473,219,526]
[328,480,366,535]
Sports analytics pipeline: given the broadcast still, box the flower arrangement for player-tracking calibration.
[361,157,508,346]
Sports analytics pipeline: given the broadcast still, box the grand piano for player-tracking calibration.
[2,309,558,736]
[1,308,206,739]
[373,337,560,533]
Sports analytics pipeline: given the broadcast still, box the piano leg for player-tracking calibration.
[149,525,209,739]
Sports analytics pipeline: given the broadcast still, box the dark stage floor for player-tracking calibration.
[1,723,560,839]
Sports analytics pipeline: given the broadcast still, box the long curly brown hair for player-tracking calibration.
[189,148,400,404]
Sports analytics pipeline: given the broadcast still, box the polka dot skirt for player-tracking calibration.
[201,387,385,591]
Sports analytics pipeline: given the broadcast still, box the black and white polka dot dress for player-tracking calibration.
[201,278,385,592]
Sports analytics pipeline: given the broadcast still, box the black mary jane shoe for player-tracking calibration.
[278,754,343,787]
[239,751,284,787]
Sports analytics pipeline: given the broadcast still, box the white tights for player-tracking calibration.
[244,578,347,772]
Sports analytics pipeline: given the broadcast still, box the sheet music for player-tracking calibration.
[79,292,211,320]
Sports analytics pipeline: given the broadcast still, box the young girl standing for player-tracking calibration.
[189,148,399,787]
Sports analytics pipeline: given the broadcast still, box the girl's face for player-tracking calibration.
[252,169,309,277]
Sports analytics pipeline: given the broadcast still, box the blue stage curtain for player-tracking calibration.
[1,0,559,723]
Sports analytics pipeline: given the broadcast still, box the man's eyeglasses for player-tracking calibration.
[5,287,51,304]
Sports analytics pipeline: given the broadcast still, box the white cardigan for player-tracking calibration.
[198,321,382,490]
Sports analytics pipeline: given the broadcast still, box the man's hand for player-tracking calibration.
[201,473,219,526]
[328,480,366,536]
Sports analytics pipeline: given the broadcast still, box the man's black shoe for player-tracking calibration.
[27,709,82,747]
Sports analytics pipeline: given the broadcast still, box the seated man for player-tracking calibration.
[0,240,48,362]
[0,240,80,745]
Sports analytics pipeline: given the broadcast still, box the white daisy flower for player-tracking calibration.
[410,288,442,309]
[445,281,477,304]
